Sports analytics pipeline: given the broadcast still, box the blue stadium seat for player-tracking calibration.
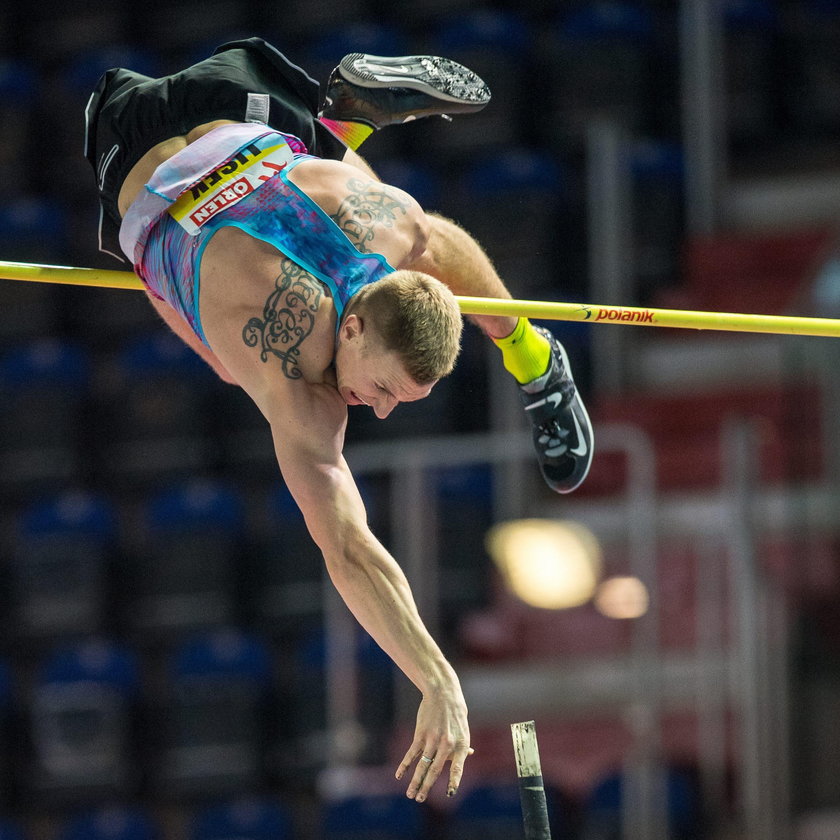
[0,661,15,810]
[433,465,494,630]
[453,146,565,228]
[0,59,37,105]
[216,384,275,478]
[0,819,26,840]
[372,160,443,213]
[626,139,685,302]
[0,658,13,715]
[0,62,38,217]
[0,197,67,261]
[782,0,840,135]
[113,329,214,379]
[0,60,37,172]
[158,628,273,798]
[65,286,162,349]
[533,2,657,151]
[322,793,426,840]
[307,23,408,66]
[29,639,140,803]
[450,781,566,840]
[245,482,323,640]
[263,0,384,45]
[9,490,117,643]
[0,272,59,348]
[723,0,779,147]
[390,0,495,31]
[129,2,250,66]
[0,339,90,498]
[24,5,126,63]
[189,796,294,840]
[417,10,533,155]
[96,331,217,490]
[282,627,395,775]
[446,147,567,298]
[0,283,57,350]
[63,45,162,94]
[433,10,531,69]
[582,766,702,840]
[124,478,244,640]
[305,22,410,89]
[57,806,160,840]
[245,475,393,642]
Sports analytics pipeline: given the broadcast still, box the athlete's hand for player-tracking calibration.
[395,688,473,802]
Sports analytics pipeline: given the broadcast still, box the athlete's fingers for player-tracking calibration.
[447,746,475,797]
[410,748,445,803]
[395,740,423,781]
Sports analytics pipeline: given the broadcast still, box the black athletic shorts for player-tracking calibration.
[83,37,347,262]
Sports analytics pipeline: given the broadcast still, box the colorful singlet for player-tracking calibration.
[122,123,395,348]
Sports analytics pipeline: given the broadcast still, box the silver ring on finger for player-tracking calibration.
[420,755,434,764]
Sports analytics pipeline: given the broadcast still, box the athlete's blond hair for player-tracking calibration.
[349,270,463,384]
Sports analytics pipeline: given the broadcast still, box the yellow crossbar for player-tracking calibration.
[455,296,840,338]
[0,261,144,291]
[2,260,839,338]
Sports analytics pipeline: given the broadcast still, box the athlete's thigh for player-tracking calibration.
[341,147,379,179]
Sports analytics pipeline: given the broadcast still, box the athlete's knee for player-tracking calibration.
[406,202,432,263]
[383,184,432,265]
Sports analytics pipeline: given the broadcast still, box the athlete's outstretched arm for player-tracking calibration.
[266,381,472,801]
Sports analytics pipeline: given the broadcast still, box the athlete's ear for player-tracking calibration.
[340,312,364,341]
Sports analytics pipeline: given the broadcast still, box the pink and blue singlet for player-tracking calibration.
[120,123,395,348]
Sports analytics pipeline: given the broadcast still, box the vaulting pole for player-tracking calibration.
[2,260,840,338]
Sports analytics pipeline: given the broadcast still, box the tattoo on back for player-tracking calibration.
[242,258,323,379]
[330,178,410,253]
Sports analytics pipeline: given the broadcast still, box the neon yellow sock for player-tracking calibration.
[492,318,551,384]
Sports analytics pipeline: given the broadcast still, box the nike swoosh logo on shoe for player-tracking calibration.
[570,411,588,457]
[524,393,562,411]
[358,62,415,76]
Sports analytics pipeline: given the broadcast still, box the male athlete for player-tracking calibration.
[84,38,593,803]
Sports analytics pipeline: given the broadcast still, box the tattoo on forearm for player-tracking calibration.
[330,178,410,253]
[242,259,322,379]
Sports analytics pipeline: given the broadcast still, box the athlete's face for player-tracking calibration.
[334,314,435,420]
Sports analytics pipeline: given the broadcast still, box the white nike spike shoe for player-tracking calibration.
[520,327,594,494]
[320,53,491,128]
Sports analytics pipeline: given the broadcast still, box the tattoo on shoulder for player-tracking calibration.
[330,178,409,253]
[242,258,323,379]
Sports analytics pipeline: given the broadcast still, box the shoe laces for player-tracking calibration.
[537,419,570,457]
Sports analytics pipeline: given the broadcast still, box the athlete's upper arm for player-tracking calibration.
[264,381,368,558]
